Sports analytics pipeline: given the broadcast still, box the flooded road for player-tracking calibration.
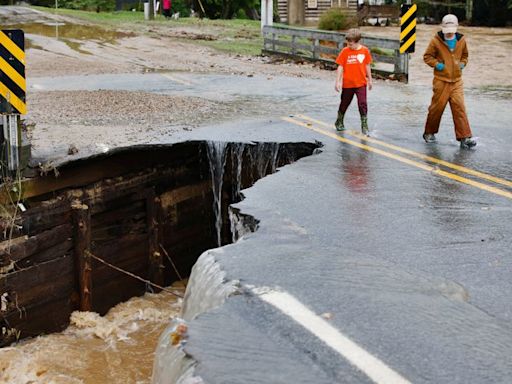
[0,282,185,384]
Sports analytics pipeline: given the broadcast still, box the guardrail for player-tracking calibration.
[262,25,408,81]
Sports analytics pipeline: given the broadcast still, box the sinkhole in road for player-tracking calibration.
[0,140,320,346]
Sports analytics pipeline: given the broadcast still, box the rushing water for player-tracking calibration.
[0,281,185,384]
[206,142,228,247]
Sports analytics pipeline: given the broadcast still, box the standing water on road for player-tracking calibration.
[0,281,185,384]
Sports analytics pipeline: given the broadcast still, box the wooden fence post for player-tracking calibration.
[72,201,92,311]
[147,189,164,291]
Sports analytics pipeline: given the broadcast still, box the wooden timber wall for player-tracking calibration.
[0,141,318,346]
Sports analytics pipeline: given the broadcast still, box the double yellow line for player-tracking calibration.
[283,114,512,200]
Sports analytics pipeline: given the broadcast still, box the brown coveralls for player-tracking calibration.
[423,32,472,140]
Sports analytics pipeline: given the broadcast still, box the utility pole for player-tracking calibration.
[261,0,273,29]
[465,0,473,23]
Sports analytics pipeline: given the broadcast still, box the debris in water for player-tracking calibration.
[169,318,188,347]
[68,144,79,155]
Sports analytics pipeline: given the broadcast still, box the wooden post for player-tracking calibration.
[147,190,164,291]
[72,202,92,311]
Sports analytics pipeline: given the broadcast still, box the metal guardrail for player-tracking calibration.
[262,25,408,81]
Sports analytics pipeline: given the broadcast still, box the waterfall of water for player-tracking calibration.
[152,141,287,384]
[269,142,280,173]
[151,319,197,384]
[206,141,228,247]
[152,250,239,384]
[231,143,245,201]
[181,249,239,321]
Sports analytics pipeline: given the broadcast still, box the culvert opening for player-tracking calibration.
[0,140,320,346]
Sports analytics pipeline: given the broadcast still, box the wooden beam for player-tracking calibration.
[0,224,72,266]
[72,202,92,311]
[147,189,164,291]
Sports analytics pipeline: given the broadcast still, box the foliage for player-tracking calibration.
[30,0,116,11]
[318,7,357,31]
[472,0,511,26]
[172,0,191,17]
[193,0,259,19]
[396,0,511,25]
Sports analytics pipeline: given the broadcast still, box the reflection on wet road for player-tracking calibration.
[285,115,512,200]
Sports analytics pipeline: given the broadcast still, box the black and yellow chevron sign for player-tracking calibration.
[400,4,417,54]
[0,30,26,115]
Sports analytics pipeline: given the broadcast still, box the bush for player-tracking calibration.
[55,0,116,11]
[171,0,191,17]
[318,7,357,31]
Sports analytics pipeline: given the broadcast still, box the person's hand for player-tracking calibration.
[460,63,465,70]
[435,62,445,71]
[335,82,342,92]
[367,80,373,91]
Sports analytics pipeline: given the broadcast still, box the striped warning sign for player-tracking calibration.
[400,4,417,54]
[0,30,26,115]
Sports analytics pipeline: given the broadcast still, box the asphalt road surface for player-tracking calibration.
[30,71,512,383]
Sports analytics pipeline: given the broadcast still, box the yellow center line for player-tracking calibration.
[162,73,194,86]
[283,116,512,200]
[296,114,512,189]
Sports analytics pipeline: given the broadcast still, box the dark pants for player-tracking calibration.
[338,86,367,116]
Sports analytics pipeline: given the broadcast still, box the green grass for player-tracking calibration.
[369,46,394,57]
[202,38,263,56]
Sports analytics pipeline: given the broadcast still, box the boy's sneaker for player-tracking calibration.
[460,137,476,149]
[423,133,436,143]
[361,116,369,136]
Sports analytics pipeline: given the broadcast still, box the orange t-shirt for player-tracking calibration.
[335,45,372,88]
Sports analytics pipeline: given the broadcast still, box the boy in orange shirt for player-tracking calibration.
[334,29,373,136]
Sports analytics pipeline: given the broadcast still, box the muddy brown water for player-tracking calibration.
[0,281,185,384]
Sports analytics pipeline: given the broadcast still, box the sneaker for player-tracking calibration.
[423,133,436,143]
[460,137,476,149]
[361,116,369,136]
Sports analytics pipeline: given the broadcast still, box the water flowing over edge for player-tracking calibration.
[151,249,240,384]
[152,141,287,384]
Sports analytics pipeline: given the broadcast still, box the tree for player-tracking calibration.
[472,0,511,25]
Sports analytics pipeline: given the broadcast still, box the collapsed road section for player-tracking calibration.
[0,140,319,346]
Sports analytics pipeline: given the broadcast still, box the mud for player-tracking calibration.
[0,281,185,384]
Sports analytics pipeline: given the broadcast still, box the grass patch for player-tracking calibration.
[369,46,394,56]
[201,38,263,56]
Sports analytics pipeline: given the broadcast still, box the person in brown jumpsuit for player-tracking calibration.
[423,14,476,149]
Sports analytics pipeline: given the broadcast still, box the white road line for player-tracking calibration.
[162,73,194,86]
[254,288,411,384]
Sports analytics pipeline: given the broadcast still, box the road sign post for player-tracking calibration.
[399,2,417,83]
[0,29,28,173]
